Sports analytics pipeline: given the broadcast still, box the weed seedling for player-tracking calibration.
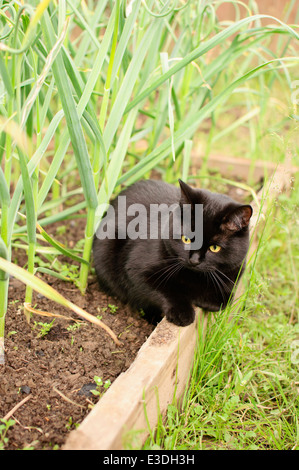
[90,376,111,399]
[0,419,15,450]
[65,416,79,431]
[66,322,82,346]
[108,304,119,315]
[139,309,145,318]
[7,331,17,338]
[33,319,55,338]
[66,322,82,332]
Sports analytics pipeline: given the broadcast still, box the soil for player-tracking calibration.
[1,218,155,450]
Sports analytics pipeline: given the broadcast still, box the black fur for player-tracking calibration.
[92,179,252,326]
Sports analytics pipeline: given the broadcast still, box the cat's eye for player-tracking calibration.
[181,235,191,245]
[209,244,221,253]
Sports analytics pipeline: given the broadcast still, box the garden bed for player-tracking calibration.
[1,220,154,450]
[1,157,294,450]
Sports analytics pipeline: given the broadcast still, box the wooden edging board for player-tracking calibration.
[64,157,295,450]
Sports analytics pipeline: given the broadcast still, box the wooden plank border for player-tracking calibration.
[64,158,295,450]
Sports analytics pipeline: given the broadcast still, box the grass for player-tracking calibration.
[0,0,298,449]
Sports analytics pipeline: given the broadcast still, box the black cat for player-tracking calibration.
[92,179,252,326]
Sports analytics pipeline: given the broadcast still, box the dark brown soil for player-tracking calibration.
[1,218,154,450]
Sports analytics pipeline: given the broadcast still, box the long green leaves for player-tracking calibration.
[124,14,299,115]
[41,11,98,211]
[0,0,298,366]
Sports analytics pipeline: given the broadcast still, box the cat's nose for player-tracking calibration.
[189,252,200,266]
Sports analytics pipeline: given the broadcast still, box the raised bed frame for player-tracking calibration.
[64,155,295,450]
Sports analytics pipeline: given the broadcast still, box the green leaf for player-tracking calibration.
[36,223,89,266]
[41,10,98,210]
[0,55,13,97]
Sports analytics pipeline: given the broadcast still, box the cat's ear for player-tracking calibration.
[178,179,196,206]
[221,205,252,232]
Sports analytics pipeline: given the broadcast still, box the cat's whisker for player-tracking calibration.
[147,260,179,281]
[212,274,231,300]
[163,263,184,285]
[151,256,184,277]
[162,265,184,289]
[158,262,183,285]
[154,261,183,289]
[213,271,233,294]
[208,271,227,305]
[215,269,235,286]
[207,271,225,306]
[149,260,181,285]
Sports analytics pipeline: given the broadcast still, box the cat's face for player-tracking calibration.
[164,180,252,274]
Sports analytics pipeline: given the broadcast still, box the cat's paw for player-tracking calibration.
[165,307,195,327]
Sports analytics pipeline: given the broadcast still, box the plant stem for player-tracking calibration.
[78,2,120,295]
[0,204,9,247]
[78,207,95,294]
[0,236,8,365]
[0,209,9,364]
[98,0,120,131]
[24,241,36,322]
[24,56,40,320]
[0,279,8,364]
